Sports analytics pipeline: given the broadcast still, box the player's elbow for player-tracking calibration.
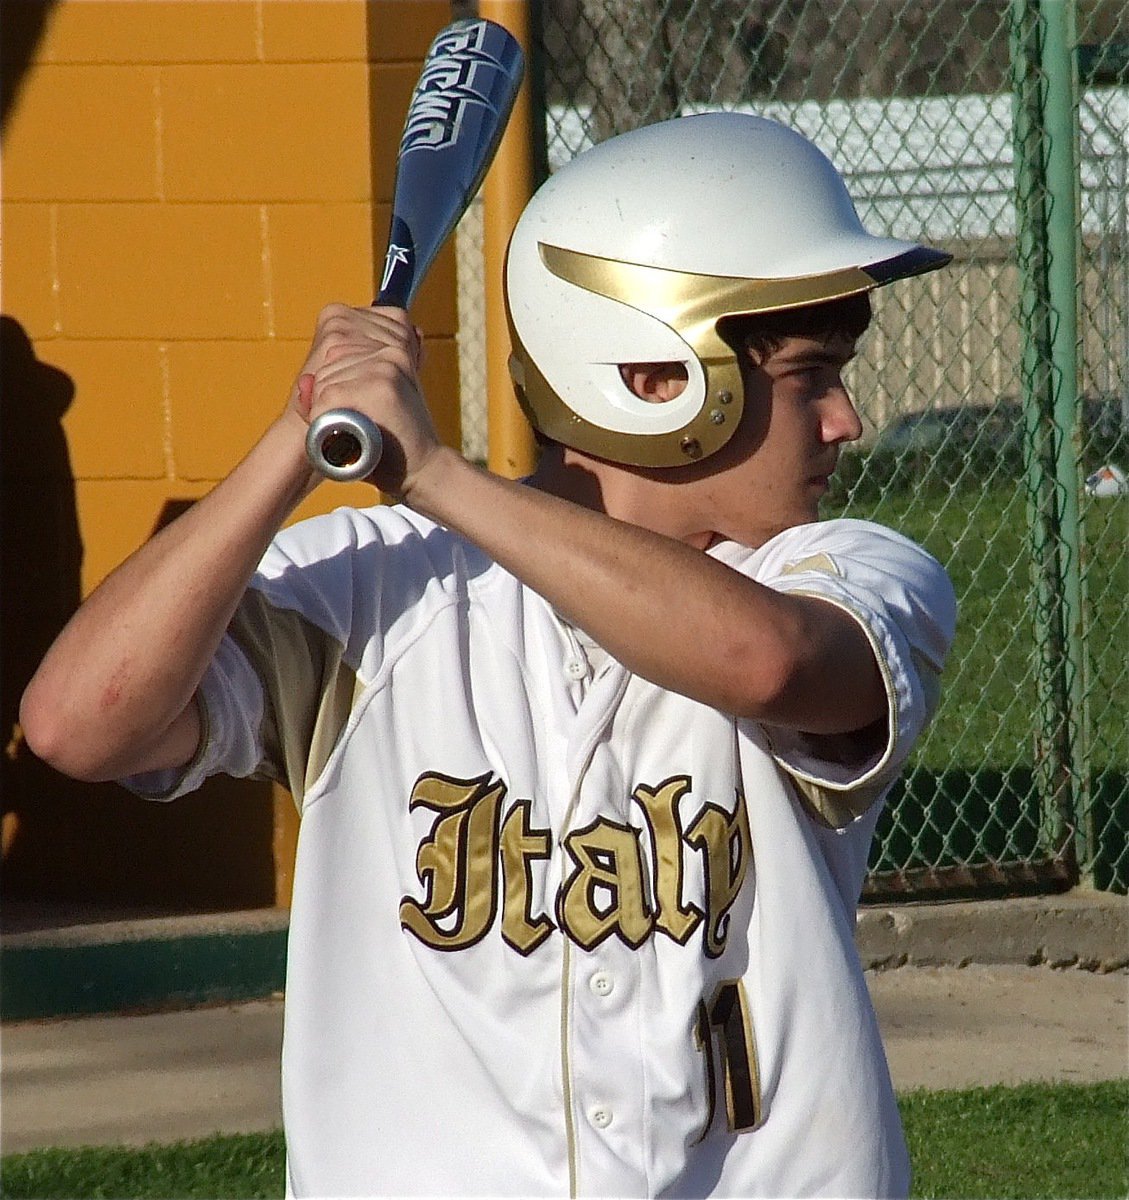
[19,677,58,762]
[19,679,115,782]
[715,633,800,722]
[719,608,885,734]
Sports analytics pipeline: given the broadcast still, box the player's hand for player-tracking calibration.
[293,303,443,496]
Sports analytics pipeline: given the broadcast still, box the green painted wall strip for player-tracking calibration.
[0,930,288,1021]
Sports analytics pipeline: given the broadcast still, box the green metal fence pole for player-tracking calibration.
[1009,0,1079,876]
[1041,0,1092,873]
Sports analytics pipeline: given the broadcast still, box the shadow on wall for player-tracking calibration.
[1,6,284,919]
[2,1,59,134]
[1,316,83,878]
[0,2,281,920]
[1,318,281,914]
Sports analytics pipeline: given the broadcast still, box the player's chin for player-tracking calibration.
[785,479,817,506]
[804,476,833,518]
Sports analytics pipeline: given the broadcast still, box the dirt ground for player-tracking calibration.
[867,963,1129,1091]
[2,964,1126,1154]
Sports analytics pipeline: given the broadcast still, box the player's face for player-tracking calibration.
[665,332,864,549]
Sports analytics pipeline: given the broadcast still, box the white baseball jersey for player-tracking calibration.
[129,507,955,1198]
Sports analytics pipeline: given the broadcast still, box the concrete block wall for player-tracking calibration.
[1,0,457,912]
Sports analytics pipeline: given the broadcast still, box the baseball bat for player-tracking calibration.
[306,17,525,482]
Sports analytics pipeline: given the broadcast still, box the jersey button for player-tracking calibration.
[588,1104,613,1130]
[564,656,588,680]
[589,971,615,997]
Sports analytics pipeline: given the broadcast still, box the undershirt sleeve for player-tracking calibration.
[117,502,451,806]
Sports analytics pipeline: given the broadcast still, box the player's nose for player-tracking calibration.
[822,386,863,444]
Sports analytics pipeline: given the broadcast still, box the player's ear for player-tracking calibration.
[618,362,690,404]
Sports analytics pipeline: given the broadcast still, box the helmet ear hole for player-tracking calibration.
[618,362,690,405]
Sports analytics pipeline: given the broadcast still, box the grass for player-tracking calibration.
[832,483,1127,774]
[1,1080,1125,1199]
[0,1131,286,1200]
[901,1079,1129,1199]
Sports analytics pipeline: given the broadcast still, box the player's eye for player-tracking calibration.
[791,365,837,389]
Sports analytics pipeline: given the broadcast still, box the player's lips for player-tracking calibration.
[807,462,837,490]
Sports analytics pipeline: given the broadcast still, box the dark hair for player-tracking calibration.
[717,291,872,363]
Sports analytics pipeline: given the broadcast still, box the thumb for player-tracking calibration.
[296,372,316,418]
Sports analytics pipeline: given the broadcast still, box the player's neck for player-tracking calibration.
[527,444,608,514]
[527,445,711,549]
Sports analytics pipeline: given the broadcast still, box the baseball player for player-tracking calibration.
[22,113,956,1197]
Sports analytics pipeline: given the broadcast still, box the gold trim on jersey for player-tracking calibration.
[768,582,902,828]
[781,552,841,577]
[228,590,364,806]
[559,935,579,1198]
[787,774,883,829]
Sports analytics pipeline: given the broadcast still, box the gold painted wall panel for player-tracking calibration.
[37,1,262,65]
[165,339,309,480]
[1,205,59,337]
[161,64,372,202]
[2,0,459,914]
[267,203,378,336]
[261,0,371,61]
[71,479,211,594]
[368,61,423,201]
[419,336,463,451]
[3,66,160,201]
[363,0,455,61]
[56,204,269,340]
[51,341,169,480]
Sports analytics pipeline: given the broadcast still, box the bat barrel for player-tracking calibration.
[303,17,523,488]
[306,410,384,481]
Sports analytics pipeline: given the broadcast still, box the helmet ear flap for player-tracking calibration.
[505,284,723,467]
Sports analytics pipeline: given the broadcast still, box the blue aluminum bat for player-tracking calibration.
[307,17,525,482]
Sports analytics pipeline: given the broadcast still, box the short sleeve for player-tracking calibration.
[715,520,956,826]
[119,501,485,806]
[119,632,268,801]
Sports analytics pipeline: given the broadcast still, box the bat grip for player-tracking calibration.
[306,409,384,482]
[304,275,406,480]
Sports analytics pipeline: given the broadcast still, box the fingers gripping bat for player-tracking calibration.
[306,17,525,482]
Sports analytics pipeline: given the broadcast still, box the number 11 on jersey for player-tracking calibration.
[694,979,763,1139]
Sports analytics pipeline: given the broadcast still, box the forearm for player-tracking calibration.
[406,449,860,726]
[21,411,319,781]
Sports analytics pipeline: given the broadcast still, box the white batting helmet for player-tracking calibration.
[504,112,951,467]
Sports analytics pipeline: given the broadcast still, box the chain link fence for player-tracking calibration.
[456,0,1128,895]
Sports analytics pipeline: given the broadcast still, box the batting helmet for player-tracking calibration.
[504,112,951,467]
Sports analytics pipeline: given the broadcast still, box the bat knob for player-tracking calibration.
[306,410,384,481]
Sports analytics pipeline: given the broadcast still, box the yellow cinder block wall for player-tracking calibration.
[1,0,458,912]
